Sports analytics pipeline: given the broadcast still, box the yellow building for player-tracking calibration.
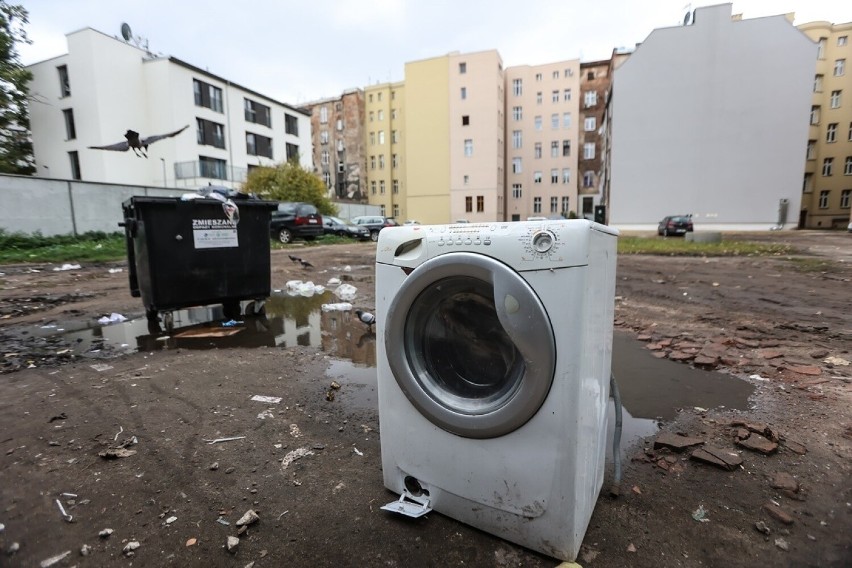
[798,21,852,229]
[364,82,405,219]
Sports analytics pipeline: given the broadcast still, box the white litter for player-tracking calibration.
[321,302,353,312]
[285,280,324,297]
[749,374,770,382]
[40,550,71,567]
[98,313,127,324]
[257,409,274,420]
[108,268,123,274]
[53,263,81,272]
[327,277,342,287]
[251,395,282,404]
[90,363,114,372]
[824,356,850,366]
[353,447,363,456]
[334,283,357,301]
[281,447,314,471]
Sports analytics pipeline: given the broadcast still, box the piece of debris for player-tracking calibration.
[653,432,704,452]
[755,521,771,535]
[824,356,850,366]
[8,542,19,554]
[123,541,140,556]
[55,499,73,522]
[49,413,67,423]
[90,363,114,372]
[690,446,743,471]
[325,389,336,401]
[97,313,127,325]
[209,462,219,471]
[281,447,314,471]
[692,504,710,522]
[186,538,197,547]
[250,395,281,404]
[204,436,246,444]
[98,528,113,538]
[763,502,794,525]
[226,536,240,554]
[626,543,637,553]
[216,518,230,526]
[235,509,259,527]
[80,544,92,556]
[330,381,341,390]
[728,420,779,442]
[333,482,346,494]
[98,448,137,459]
[786,365,821,376]
[165,516,177,525]
[782,439,807,455]
[257,409,274,420]
[353,447,363,456]
[39,550,71,567]
[774,537,789,551]
[632,485,642,495]
[770,472,799,493]
[53,263,82,272]
[736,433,778,455]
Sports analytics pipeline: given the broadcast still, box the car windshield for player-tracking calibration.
[671,216,690,223]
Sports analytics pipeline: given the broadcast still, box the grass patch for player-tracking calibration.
[0,230,127,264]
[618,236,796,257]
[785,257,839,273]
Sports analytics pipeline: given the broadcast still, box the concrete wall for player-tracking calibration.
[610,4,817,231]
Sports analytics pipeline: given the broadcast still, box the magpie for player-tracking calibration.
[300,260,313,269]
[355,309,376,332]
[88,125,189,158]
[288,255,302,263]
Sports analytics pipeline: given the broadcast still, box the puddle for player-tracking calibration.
[325,358,377,410]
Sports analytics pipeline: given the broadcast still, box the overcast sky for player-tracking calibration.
[17,0,852,106]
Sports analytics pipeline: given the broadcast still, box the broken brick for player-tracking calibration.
[736,434,779,455]
[786,365,822,376]
[763,502,795,525]
[770,472,799,493]
[690,446,743,471]
[654,432,704,452]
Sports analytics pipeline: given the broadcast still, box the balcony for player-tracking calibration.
[175,160,248,184]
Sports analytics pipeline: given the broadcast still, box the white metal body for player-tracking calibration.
[376,219,618,561]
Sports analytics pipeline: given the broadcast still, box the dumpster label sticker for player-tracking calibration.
[192,218,239,249]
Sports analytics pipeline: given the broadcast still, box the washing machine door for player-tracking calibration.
[384,252,556,439]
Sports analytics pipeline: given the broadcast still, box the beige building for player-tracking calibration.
[364,82,406,219]
[504,61,580,221]
[798,20,852,229]
[578,59,610,219]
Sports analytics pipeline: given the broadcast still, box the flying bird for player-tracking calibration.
[355,309,376,332]
[288,255,302,263]
[88,125,189,158]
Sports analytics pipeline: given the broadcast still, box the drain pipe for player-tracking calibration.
[609,372,623,497]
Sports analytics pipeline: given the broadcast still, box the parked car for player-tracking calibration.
[270,202,323,244]
[350,215,399,241]
[323,216,370,240]
[657,215,694,237]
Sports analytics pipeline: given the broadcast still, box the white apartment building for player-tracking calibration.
[608,4,816,230]
[27,28,312,189]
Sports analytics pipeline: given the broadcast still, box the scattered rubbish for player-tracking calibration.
[327,277,342,287]
[281,447,314,471]
[39,550,71,567]
[325,389,336,401]
[353,447,363,456]
[236,509,259,527]
[257,409,274,420]
[55,499,73,522]
[113,426,124,441]
[774,537,789,551]
[225,467,235,474]
[770,472,799,493]
[8,542,19,554]
[755,521,771,535]
[123,541,140,556]
[824,356,849,366]
[98,448,137,459]
[165,516,177,524]
[693,406,708,412]
[334,283,357,301]
[736,434,778,455]
[0,522,4,532]
[209,462,220,471]
[333,482,346,494]
[749,374,770,382]
[97,313,127,324]
[90,363,114,372]
[80,544,92,556]
[343,265,352,272]
[216,518,230,526]
[60,492,77,498]
[108,268,124,274]
[632,485,642,495]
[53,263,82,272]
[289,424,302,438]
[626,543,637,553]
[285,280,325,297]
[277,511,289,520]
[226,536,240,553]
[221,319,244,328]
[186,538,197,547]
[204,436,246,444]
[49,413,67,423]
[690,446,743,471]
[98,528,113,538]
[691,504,710,522]
[251,395,282,404]
[653,432,704,452]
[321,302,353,312]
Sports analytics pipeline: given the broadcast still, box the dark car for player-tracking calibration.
[270,202,323,244]
[350,215,399,242]
[657,215,694,237]
[323,216,370,240]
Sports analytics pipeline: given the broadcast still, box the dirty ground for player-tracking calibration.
[0,232,850,567]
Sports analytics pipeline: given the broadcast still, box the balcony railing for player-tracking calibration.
[175,160,248,184]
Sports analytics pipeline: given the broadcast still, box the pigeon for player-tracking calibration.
[288,255,302,263]
[88,125,189,158]
[300,260,313,269]
[355,309,376,332]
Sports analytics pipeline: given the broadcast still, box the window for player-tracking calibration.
[552,70,559,80]
[830,90,841,109]
[551,114,559,129]
[561,196,569,213]
[57,65,70,97]
[810,106,820,125]
[840,36,848,47]
[464,139,473,157]
[583,171,595,188]
[246,133,272,158]
[512,78,522,96]
[459,62,466,74]
[534,116,542,130]
[379,155,385,169]
[462,115,470,126]
[563,89,571,101]
[512,184,522,199]
[284,113,299,134]
[533,197,541,213]
[337,161,344,173]
[814,75,823,92]
[849,122,852,141]
[803,173,813,193]
[584,143,595,159]
[196,118,225,148]
[369,132,375,145]
[461,87,467,100]
[563,112,571,128]
[536,91,542,104]
[369,111,374,122]
[512,130,522,149]
[535,73,542,82]
[393,180,399,194]
[587,70,595,80]
[818,190,830,209]
[835,59,846,77]
[369,94,373,103]
[463,175,469,185]
[193,79,223,112]
[533,171,542,183]
[562,168,570,183]
[319,106,328,124]
[512,106,522,121]
[286,143,299,161]
[378,131,385,145]
[584,117,596,131]
[827,123,838,143]
[322,171,331,187]
[817,38,826,59]
[370,156,376,170]
[845,156,852,175]
[534,142,542,159]
[550,141,559,157]
[477,196,484,212]
[512,157,522,173]
[199,156,227,179]
[68,151,81,180]
[393,204,400,217]
[842,189,851,208]
[391,108,397,119]
[321,150,329,165]
[550,169,558,184]
[806,140,816,160]
[562,140,571,156]
[584,91,597,107]
[62,108,76,140]
[465,196,473,213]
[392,154,398,168]
[245,99,272,127]
[822,157,833,176]
[380,180,386,194]
[565,68,573,77]
[320,131,329,144]
[371,181,377,194]
[377,110,383,122]
[552,90,559,103]
[550,196,558,212]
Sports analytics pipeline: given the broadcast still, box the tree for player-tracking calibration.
[0,1,34,175]
[242,161,337,215]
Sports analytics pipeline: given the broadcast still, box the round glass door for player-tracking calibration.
[384,252,556,438]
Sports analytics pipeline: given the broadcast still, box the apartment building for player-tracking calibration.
[797,20,852,229]
[578,59,610,219]
[607,4,815,230]
[302,90,367,202]
[363,82,406,218]
[27,28,311,188]
[504,60,580,221]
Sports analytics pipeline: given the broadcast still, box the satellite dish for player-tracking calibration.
[121,22,132,41]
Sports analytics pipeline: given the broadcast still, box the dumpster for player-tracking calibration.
[121,195,278,325]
